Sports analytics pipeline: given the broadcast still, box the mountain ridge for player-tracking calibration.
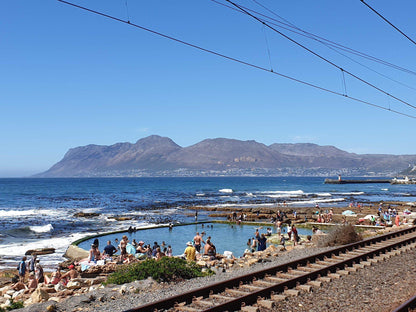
[36,135,416,177]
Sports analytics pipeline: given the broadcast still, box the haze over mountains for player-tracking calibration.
[36,135,416,177]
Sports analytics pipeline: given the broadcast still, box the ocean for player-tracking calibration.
[1,177,415,270]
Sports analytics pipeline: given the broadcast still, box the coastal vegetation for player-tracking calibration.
[106,257,214,285]
[0,299,24,311]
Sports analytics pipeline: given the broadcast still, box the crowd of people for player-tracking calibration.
[13,253,80,294]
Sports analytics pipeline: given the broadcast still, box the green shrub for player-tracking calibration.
[6,299,24,310]
[107,257,213,285]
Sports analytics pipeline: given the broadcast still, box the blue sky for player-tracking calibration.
[1,0,416,177]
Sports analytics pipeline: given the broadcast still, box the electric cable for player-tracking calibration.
[210,0,416,76]
[225,0,416,110]
[56,0,416,119]
[360,0,416,46]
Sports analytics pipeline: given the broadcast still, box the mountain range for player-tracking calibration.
[36,135,416,177]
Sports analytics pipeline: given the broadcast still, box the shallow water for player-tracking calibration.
[78,223,314,257]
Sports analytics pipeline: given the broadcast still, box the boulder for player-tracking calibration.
[64,245,89,261]
[246,258,259,266]
[73,212,100,218]
[12,289,25,299]
[196,260,207,267]
[66,281,82,290]
[31,287,50,303]
[25,248,55,256]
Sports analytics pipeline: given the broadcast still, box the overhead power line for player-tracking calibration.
[224,0,416,111]
[211,0,416,91]
[56,0,416,119]
[210,0,416,76]
[360,0,416,46]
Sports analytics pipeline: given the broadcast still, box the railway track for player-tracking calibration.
[125,226,416,312]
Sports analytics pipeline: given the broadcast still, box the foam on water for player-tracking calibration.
[219,189,233,193]
[260,190,304,195]
[265,193,303,198]
[315,193,332,197]
[290,197,345,205]
[29,224,54,233]
[0,209,61,218]
[334,192,365,195]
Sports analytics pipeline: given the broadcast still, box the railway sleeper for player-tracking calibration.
[277,272,299,279]
[265,276,287,283]
[284,289,300,296]
[271,294,287,301]
[240,284,264,292]
[241,306,260,312]
[252,280,276,287]
[307,280,322,288]
[317,276,332,283]
[192,299,215,308]
[258,299,276,309]
[336,269,350,276]
[296,284,312,292]
[225,288,250,297]
[287,269,308,276]
[210,294,232,301]
[297,266,316,272]
[315,260,338,266]
[174,306,201,312]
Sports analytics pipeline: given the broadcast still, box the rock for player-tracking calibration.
[66,281,82,290]
[119,285,127,295]
[6,290,15,296]
[25,248,55,256]
[0,286,9,296]
[64,245,89,261]
[31,287,50,303]
[54,284,66,292]
[73,212,100,218]
[12,289,25,299]
[89,277,106,286]
[108,216,132,221]
[46,303,57,311]
[196,260,207,267]
[247,258,259,266]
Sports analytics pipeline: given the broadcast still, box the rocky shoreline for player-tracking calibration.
[1,201,415,311]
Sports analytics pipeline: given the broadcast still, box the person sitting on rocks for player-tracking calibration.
[203,237,211,254]
[184,241,196,261]
[11,275,27,292]
[49,267,62,285]
[135,241,148,259]
[88,244,101,263]
[27,272,38,293]
[35,262,45,284]
[61,264,78,285]
[123,254,136,264]
[103,240,118,257]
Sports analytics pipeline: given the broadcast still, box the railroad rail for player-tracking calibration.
[125,226,416,312]
[393,293,416,312]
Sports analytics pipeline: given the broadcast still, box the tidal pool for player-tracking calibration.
[78,223,314,257]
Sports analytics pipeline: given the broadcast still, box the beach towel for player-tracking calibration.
[126,243,136,255]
